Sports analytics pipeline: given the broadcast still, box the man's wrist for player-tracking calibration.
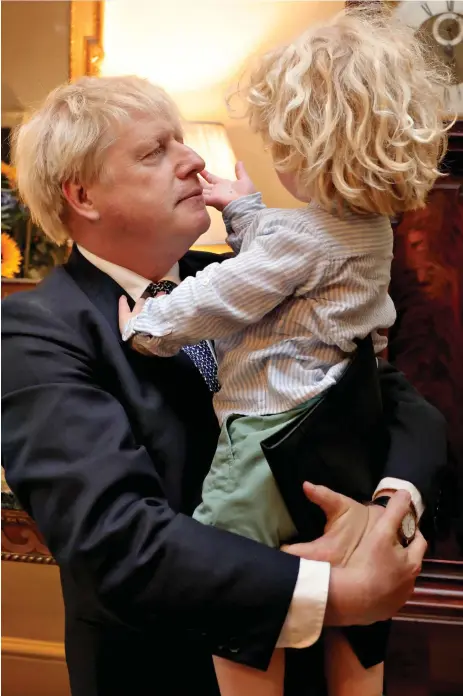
[374,478,424,519]
[372,489,418,524]
[277,559,330,649]
[324,567,364,628]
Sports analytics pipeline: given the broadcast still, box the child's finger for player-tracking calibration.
[235,160,248,180]
[199,178,213,191]
[200,169,221,184]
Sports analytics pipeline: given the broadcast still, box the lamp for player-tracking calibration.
[183,122,236,246]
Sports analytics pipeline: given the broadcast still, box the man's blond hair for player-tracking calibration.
[12,75,181,244]
[241,7,450,216]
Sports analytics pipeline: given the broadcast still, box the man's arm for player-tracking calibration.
[1,299,432,668]
[0,298,305,671]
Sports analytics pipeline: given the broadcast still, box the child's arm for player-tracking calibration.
[201,162,266,253]
[223,193,266,254]
[120,219,328,356]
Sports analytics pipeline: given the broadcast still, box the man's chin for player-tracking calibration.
[191,208,212,240]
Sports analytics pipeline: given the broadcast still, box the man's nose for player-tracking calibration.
[176,144,205,179]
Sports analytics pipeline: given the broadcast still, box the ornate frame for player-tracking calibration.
[70,0,104,80]
[2,506,55,565]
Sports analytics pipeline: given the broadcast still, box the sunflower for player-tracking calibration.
[1,161,17,187]
[1,232,22,278]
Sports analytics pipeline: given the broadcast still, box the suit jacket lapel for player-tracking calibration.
[65,246,132,342]
[65,246,225,339]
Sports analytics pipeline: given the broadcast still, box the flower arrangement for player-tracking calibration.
[1,162,27,232]
[1,232,22,278]
[1,158,68,280]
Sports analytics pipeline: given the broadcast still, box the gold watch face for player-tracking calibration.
[401,511,417,542]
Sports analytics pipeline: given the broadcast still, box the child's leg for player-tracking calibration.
[213,649,285,696]
[194,408,313,696]
[324,629,384,696]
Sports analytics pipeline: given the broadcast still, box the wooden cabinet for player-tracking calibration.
[384,122,463,694]
[1,508,70,696]
[1,279,38,300]
[386,560,463,696]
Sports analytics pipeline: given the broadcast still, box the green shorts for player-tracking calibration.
[193,396,320,548]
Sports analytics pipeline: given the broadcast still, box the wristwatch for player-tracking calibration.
[369,495,418,547]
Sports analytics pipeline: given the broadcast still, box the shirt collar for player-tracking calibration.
[77,245,181,301]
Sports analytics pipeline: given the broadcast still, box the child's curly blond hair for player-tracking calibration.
[241,7,450,216]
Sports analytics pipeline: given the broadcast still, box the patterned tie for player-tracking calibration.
[143,281,221,393]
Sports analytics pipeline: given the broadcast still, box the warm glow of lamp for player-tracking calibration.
[101,1,281,95]
[183,122,236,246]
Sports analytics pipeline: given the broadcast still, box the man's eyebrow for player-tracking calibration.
[135,132,162,145]
[132,125,182,151]
[132,134,162,154]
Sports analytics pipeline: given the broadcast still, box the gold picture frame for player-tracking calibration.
[70,0,105,80]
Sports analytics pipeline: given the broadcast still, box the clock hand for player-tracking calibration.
[443,43,456,65]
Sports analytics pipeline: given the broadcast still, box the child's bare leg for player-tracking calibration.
[213,648,284,696]
[325,629,384,696]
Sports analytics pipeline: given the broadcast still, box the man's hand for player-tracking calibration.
[118,296,146,338]
[327,490,426,627]
[282,481,369,566]
[282,482,371,567]
[200,161,256,212]
[281,484,426,627]
[282,483,386,568]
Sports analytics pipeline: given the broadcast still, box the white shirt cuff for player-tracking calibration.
[374,477,424,519]
[276,560,330,649]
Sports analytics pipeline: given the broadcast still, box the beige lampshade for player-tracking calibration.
[183,122,236,246]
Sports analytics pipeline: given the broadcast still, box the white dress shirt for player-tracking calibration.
[78,244,423,650]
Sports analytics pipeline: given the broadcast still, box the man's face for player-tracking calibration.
[87,114,211,263]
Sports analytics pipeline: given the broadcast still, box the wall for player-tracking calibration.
[1,1,70,126]
[102,0,345,210]
[2,562,70,696]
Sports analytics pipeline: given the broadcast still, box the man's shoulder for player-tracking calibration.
[2,265,85,335]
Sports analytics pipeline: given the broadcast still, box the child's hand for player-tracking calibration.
[119,296,146,339]
[200,161,256,212]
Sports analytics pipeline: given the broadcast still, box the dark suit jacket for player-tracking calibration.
[1,247,446,696]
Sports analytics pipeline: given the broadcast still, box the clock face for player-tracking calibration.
[394,1,463,115]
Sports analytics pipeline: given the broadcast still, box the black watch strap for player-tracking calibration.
[369,495,392,509]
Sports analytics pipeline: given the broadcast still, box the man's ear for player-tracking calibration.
[62,180,100,221]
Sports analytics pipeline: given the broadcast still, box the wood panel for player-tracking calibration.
[1,561,70,696]
[386,622,463,696]
[1,279,38,300]
[387,562,463,696]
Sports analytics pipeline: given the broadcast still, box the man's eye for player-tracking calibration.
[144,145,164,159]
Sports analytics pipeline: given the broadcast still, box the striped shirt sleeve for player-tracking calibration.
[123,215,330,356]
[223,192,266,253]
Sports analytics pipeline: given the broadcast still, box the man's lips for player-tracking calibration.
[177,189,204,204]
